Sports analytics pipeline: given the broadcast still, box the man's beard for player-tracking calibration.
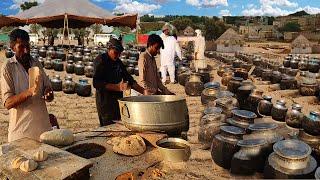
[16,53,31,63]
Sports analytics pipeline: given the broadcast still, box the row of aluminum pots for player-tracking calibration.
[200,79,261,115]
[283,55,320,73]
[36,46,101,59]
[219,63,320,95]
[201,106,280,175]
[176,66,211,96]
[120,56,139,76]
[39,57,94,78]
[37,50,97,63]
[201,109,317,178]
[258,98,320,136]
[50,75,92,97]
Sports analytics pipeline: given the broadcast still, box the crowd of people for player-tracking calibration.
[1,26,206,142]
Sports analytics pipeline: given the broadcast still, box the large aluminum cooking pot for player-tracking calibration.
[118,95,189,134]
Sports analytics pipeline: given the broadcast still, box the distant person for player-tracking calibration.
[77,35,82,46]
[194,29,206,61]
[138,34,174,95]
[93,38,144,126]
[1,29,54,142]
[42,37,46,46]
[48,33,54,46]
[86,37,90,46]
[160,25,182,84]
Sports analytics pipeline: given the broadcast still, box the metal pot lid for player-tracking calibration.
[248,123,278,131]
[273,139,311,160]
[315,167,320,179]
[276,99,286,105]
[291,103,302,110]
[231,77,244,81]
[215,91,234,99]
[238,84,255,91]
[268,152,317,175]
[226,118,250,129]
[204,107,223,115]
[262,95,272,100]
[232,109,257,119]
[204,82,220,89]
[220,125,245,135]
[237,139,267,147]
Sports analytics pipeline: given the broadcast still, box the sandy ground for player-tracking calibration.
[0,42,319,179]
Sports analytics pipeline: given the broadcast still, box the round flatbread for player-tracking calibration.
[113,135,146,156]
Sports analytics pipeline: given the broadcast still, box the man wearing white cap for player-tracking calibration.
[160,25,182,84]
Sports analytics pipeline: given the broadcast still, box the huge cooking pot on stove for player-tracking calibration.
[118,95,189,134]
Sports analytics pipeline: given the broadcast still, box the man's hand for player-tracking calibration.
[143,89,157,95]
[118,80,128,91]
[43,87,54,102]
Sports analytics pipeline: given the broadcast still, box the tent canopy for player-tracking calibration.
[5,0,137,29]
[0,16,26,28]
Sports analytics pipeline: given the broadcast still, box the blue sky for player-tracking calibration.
[1,0,320,17]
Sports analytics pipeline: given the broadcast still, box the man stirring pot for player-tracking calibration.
[93,38,144,126]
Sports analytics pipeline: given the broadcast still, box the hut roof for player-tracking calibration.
[215,28,244,45]
[292,35,311,47]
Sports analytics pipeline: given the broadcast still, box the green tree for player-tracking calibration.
[29,24,42,35]
[90,24,103,34]
[0,26,14,34]
[203,18,229,40]
[279,22,301,32]
[72,29,87,39]
[20,1,38,11]
[172,17,193,32]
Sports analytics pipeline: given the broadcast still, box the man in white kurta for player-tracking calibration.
[194,29,206,60]
[160,25,182,84]
[1,29,53,142]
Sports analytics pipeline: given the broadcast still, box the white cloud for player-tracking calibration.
[186,0,201,7]
[242,0,299,16]
[113,1,161,15]
[186,0,228,8]
[296,6,320,14]
[219,9,231,16]
[93,0,161,15]
[242,4,291,16]
[260,0,298,8]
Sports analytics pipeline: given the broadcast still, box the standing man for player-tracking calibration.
[194,29,206,71]
[138,34,174,95]
[93,38,144,126]
[194,29,206,61]
[48,32,54,46]
[1,29,54,142]
[160,25,182,84]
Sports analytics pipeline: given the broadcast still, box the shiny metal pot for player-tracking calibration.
[118,95,189,134]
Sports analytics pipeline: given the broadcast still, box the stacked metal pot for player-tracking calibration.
[264,139,317,179]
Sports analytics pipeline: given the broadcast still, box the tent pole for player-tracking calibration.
[66,15,70,49]
[136,16,139,45]
[62,14,66,48]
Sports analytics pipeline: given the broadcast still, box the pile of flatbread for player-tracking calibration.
[11,150,48,172]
